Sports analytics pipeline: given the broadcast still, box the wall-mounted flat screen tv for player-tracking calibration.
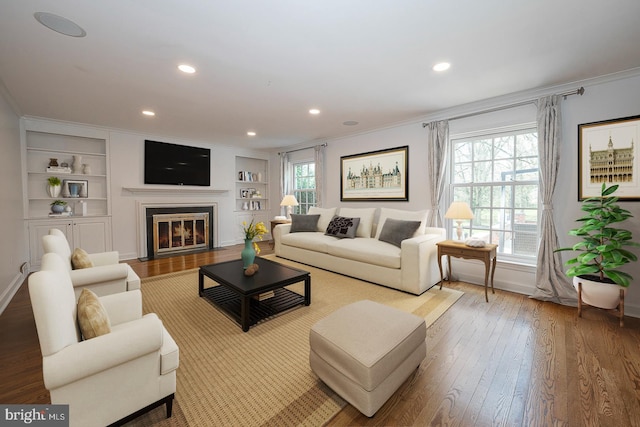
[144,140,211,186]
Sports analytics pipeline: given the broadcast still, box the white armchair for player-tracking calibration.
[30,252,179,427]
[42,228,140,299]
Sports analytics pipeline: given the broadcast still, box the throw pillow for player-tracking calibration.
[71,248,93,269]
[77,288,111,340]
[338,207,376,238]
[307,207,337,232]
[374,208,429,239]
[378,218,421,248]
[290,214,321,233]
[325,215,361,239]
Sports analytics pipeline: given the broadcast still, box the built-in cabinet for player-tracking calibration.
[22,119,112,267]
[234,156,270,242]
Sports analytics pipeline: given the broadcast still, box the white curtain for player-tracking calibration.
[530,95,577,305]
[426,120,450,227]
[279,153,291,217]
[314,145,325,207]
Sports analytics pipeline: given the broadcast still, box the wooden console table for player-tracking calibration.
[437,240,498,302]
[270,219,291,248]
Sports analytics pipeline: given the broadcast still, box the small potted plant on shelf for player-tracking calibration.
[555,183,640,309]
[47,176,62,198]
[50,199,67,214]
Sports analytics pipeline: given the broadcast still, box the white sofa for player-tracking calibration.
[274,207,446,295]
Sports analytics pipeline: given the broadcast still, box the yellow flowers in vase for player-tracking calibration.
[242,220,267,254]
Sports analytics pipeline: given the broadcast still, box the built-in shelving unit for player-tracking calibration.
[234,156,270,242]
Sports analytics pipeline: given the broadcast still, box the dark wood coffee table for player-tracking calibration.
[198,257,311,331]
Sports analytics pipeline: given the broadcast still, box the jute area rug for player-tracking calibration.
[126,256,463,427]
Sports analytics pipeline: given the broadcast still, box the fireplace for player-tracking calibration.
[143,204,216,259]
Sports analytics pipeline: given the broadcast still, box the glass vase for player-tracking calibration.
[241,238,256,269]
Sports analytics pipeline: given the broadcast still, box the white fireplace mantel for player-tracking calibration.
[123,186,228,196]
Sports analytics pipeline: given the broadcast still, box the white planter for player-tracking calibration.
[47,184,61,198]
[573,276,626,310]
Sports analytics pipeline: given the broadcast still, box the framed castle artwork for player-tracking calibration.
[340,146,408,201]
[578,115,640,201]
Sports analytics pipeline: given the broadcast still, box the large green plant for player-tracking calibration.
[556,183,640,287]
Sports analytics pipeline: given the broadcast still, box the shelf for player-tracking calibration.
[26,147,107,157]
[122,187,229,195]
[29,171,107,178]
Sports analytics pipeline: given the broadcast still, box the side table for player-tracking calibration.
[270,219,291,248]
[437,240,498,302]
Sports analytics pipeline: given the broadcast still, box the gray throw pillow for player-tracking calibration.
[325,215,360,238]
[378,218,421,248]
[290,214,321,233]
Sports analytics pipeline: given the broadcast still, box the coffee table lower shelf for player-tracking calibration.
[201,286,305,330]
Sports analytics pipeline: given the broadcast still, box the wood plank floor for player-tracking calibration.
[2,242,640,426]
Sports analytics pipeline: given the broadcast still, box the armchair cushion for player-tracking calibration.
[77,289,111,340]
[71,248,94,269]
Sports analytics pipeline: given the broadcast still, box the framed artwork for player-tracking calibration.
[62,179,88,198]
[340,146,408,201]
[578,114,640,201]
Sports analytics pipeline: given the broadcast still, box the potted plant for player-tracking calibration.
[47,176,62,198]
[556,183,640,309]
[50,199,67,214]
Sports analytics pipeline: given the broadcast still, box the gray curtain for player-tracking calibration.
[279,153,290,217]
[426,120,450,227]
[314,145,325,207]
[530,95,577,305]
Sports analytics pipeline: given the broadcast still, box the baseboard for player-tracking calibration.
[0,271,26,316]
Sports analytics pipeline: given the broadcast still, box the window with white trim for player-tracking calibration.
[292,161,316,214]
[450,126,539,262]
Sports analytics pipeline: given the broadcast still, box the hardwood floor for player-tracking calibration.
[2,243,640,426]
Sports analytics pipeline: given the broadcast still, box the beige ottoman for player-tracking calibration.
[309,299,426,417]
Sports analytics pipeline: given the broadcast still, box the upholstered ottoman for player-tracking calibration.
[309,299,426,417]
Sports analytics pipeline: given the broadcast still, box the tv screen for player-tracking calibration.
[144,140,211,186]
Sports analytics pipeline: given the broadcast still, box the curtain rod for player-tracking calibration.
[422,86,585,127]
[278,142,327,156]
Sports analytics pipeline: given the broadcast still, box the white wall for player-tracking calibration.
[0,86,28,314]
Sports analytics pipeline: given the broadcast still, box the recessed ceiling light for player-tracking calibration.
[433,62,451,72]
[34,12,86,37]
[343,121,359,126]
[247,131,256,136]
[178,64,196,74]
[309,109,321,115]
[142,110,155,117]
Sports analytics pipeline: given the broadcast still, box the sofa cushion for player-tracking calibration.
[281,232,338,253]
[378,218,422,248]
[308,207,337,232]
[71,247,94,269]
[325,215,361,239]
[290,214,320,233]
[327,238,401,269]
[338,207,376,238]
[374,208,429,239]
[77,288,111,340]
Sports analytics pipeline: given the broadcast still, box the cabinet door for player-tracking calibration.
[72,218,112,254]
[29,220,73,267]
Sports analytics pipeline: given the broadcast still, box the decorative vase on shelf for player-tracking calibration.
[82,164,91,174]
[72,155,82,174]
[241,239,256,269]
[68,183,80,198]
[49,158,59,167]
[47,184,61,198]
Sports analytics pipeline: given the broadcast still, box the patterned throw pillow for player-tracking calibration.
[325,215,361,239]
[71,248,94,269]
[77,288,111,340]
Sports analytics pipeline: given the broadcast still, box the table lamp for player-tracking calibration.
[445,201,474,241]
[280,195,299,219]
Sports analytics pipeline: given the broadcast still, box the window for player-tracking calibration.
[292,161,316,214]
[450,127,539,262]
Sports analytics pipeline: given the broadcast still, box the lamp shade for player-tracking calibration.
[444,201,474,220]
[280,195,299,207]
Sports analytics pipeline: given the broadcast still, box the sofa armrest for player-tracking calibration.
[88,251,120,266]
[274,223,292,255]
[400,233,446,294]
[69,263,129,287]
[42,314,164,390]
[99,289,143,326]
